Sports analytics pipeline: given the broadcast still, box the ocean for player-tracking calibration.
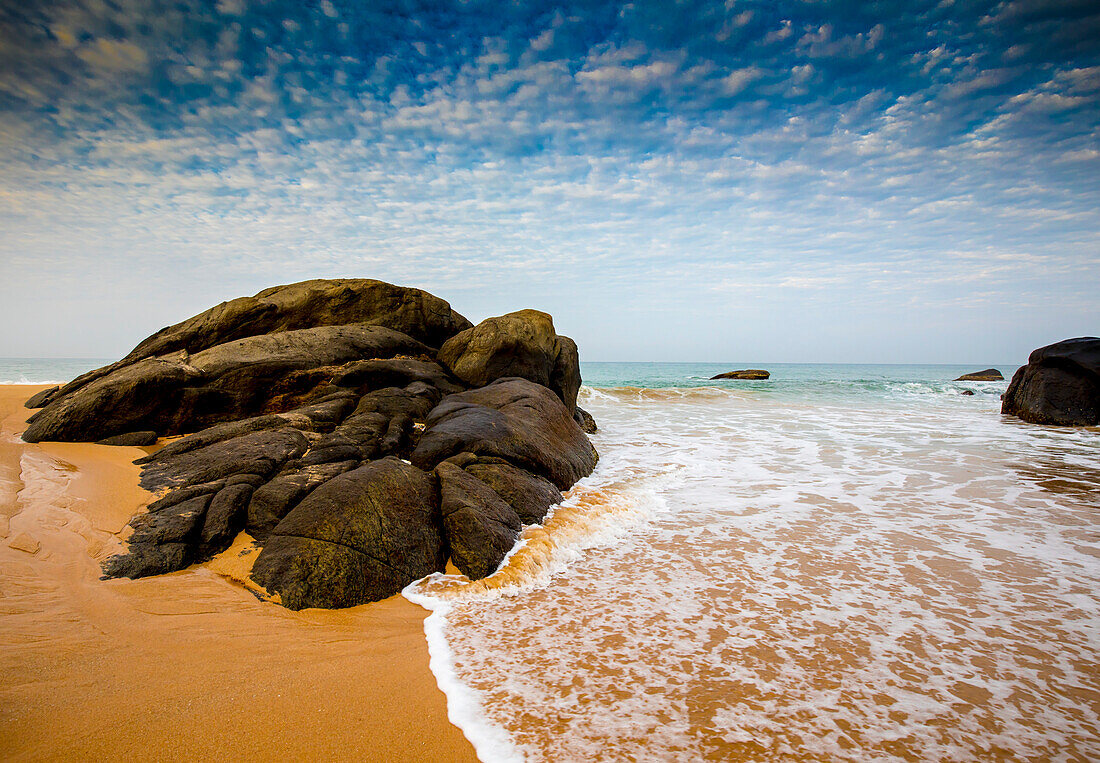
[407,362,1100,762]
[6,358,1099,760]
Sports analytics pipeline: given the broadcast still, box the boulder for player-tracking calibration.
[22,324,428,442]
[251,458,445,609]
[96,431,158,447]
[24,386,58,409]
[1002,338,1100,425]
[436,462,522,580]
[956,369,1003,381]
[411,377,598,490]
[711,369,770,380]
[438,310,581,411]
[465,460,562,524]
[573,406,597,434]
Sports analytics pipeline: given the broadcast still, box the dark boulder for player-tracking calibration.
[251,458,445,610]
[411,377,598,490]
[23,325,427,443]
[961,390,976,396]
[711,369,770,380]
[436,462,522,580]
[438,310,582,411]
[573,406,597,434]
[246,460,359,539]
[465,460,562,524]
[24,386,59,409]
[956,369,1003,381]
[1002,338,1100,425]
[96,431,158,447]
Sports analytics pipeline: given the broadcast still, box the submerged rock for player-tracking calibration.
[956,369,1003,381]
[1002,337,1100,426]
[711,369,770,380]
[32,279,598,609]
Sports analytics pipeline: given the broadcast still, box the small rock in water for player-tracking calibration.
[711,369,770,380]
[955,369,1003,381]
[961,390,975,396]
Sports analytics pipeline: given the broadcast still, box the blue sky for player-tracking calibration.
[1,0,1097,363]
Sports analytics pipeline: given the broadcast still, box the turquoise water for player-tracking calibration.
[0,358,113,385]
[581,361,1018,403]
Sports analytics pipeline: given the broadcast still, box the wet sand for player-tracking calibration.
[0,386,476,762]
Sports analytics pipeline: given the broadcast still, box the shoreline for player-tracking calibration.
[0,385,477,762]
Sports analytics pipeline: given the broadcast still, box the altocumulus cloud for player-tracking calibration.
[0,0,1097,362]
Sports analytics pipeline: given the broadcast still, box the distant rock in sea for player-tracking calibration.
[24,279,598,609]
[1002,337,1100,426]
[711,369,770,380]
[955,369,1003,381]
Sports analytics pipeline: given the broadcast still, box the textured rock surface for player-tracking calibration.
[438,310,581,411]
[1002,338,1100,425]
[436,462,522,580]
[23,325,430,442]
[36,280,596,608]
[956,369,1003,381]
[251,458,445,610]
[411,377,598,490]
[711,369,770,380]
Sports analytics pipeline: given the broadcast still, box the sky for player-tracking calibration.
[0,0,1097,364]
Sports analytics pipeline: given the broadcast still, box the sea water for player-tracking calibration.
[407,362,1100,762]
[0,358,113,385]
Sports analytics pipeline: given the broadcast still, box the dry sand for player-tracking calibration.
[0,385,477,762]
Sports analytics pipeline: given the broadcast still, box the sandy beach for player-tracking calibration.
[0,385,476,762]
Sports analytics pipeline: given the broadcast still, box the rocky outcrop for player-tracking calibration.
[24,386,58,409]
[956,369,1003,381]
[711,369,770,380]
[438,310,582,411]
[23,325,430,443]
[29,279,598,610]
[411,378,598,490]
[1002,338,1100,426]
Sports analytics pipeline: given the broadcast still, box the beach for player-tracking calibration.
[0,385,476,762]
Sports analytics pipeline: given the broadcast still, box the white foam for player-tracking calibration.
[412,382,1100,761]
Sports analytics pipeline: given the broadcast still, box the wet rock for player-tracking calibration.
[97,431,158,447]
[465,461,562,524]
[711,369,770,380]
[573,406,597,434]
[1002,337,1100,425]
[956,369,1003,381]
[200,483,254,550]
[23,386,58,409]
[252,458,445,609]
[412,377,598,490]
[436,462,522,580]
[438,310,582,411]
[961,390,976,396]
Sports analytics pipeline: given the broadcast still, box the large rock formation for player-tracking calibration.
[27,279,598,609]
[1002,338,1100,426]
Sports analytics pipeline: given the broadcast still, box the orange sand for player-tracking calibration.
[0,386,477,762]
